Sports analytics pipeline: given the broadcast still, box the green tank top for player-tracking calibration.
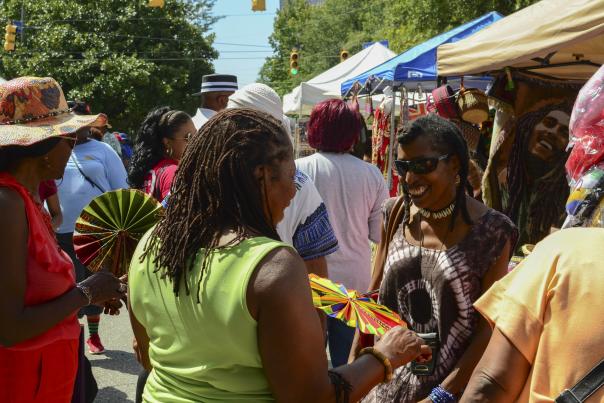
[129,231,289,402]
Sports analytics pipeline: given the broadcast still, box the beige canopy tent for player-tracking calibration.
[437,0,604,81]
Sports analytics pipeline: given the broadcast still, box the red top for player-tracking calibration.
[0,174,80,351]
[142,158,178,202]
[38,179,57,202]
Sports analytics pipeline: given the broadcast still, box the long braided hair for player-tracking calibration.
[127,106,191,189]
[505,101,572,243]
[397,114,473,231]
[143,108,292,300]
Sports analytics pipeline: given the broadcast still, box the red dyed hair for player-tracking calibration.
[307,99,362,153]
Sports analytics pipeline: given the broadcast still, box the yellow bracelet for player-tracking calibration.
[358,347,394,382]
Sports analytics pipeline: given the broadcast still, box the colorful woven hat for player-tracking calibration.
[0,76,107,147]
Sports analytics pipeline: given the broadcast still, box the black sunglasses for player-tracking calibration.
[394,154,450,176]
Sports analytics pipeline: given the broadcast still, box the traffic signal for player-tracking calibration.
[340,50,349,62]
[4,24,17,52]
[290,49,299,75]
[148,0,164,8]
[252,0,266,11]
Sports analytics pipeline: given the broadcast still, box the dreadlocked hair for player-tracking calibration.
[128,106,191,189]
[143,108,292,301]
[397,114,473,231]
[505,101,572,243]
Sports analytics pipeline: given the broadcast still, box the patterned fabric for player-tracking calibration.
[363,202,517,402]
[277,169,338,261]
[292,202,338,260]
[0,76,106,146]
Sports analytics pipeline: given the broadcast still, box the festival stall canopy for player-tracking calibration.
[340,11,503,96]
[437,0,604,81]
[282,42,396,115]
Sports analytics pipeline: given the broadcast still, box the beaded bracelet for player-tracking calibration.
[358,347,394,382]
[428,385,456,403]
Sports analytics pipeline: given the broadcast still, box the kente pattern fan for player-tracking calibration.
[309,274,406,336]
[74,189,163,276]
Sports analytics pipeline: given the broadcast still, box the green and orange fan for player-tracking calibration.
[74,189,163,276]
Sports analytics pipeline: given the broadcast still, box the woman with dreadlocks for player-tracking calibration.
[128,107,195,203]
[504,102,572,248]
[127,109,431,402]
[361,114,517,403]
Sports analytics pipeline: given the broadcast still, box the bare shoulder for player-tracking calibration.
[253,246,307,296]
[0,187,25,218]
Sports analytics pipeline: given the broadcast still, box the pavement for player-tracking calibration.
[84,312,140,402]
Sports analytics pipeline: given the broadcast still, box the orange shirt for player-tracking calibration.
[475,227,604,402]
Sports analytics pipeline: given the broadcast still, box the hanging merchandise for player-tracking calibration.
[371,87,399,196]
[431,85,459,119]
[457,87,489,125]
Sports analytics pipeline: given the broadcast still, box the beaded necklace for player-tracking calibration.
[418,201,455,220]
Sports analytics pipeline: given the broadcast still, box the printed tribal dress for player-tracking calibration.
[363,201,517,402]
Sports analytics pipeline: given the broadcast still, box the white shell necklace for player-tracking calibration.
[418,201,456,220]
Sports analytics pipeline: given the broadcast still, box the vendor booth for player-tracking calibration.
[437,0,604,251]
[340,11,503,96]
[282,42,396,116]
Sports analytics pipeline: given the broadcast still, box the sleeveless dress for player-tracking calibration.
[0,173,80,402]
[363,199,518,402]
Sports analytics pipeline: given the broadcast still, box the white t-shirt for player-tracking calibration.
[296,152,388,291]
[277,169,338,261]
[192,108,216,130]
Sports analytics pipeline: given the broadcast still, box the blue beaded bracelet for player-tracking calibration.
[428,385,456,403]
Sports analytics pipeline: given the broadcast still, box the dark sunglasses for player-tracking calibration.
[394,154,450,176]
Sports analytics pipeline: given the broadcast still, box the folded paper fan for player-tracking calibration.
[309,274,406,336]
[74,189,163,276]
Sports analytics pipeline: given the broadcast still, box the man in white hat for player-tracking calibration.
[191,74,238,129]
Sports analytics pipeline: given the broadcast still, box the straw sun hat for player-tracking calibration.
[0,76,107,147]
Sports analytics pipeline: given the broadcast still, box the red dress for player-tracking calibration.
[0,173,80,402]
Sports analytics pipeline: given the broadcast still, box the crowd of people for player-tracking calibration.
[0,70,603,403]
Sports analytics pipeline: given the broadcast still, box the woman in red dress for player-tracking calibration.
[0,76,126,402]
[127,107,195,203]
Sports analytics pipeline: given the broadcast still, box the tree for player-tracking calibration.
[259,0,541,96]
[0,0,218,133]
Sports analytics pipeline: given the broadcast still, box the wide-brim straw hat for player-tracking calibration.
[0,76,107,147]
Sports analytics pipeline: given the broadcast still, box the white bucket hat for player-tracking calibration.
[227,83,292,138]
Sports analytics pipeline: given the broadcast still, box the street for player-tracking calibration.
[85,312,140,402]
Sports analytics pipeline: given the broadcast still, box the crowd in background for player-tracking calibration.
[0,70,603,403]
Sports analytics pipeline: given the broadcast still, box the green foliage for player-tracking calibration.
[0,0,218,134]
[260,0,540,96]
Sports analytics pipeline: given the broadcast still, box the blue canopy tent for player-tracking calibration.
[340,11,503,96]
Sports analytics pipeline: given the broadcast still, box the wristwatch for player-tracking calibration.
[76,283,93,305]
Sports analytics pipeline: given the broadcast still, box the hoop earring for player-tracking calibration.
[167,147,173,158]
[455,174,461,185]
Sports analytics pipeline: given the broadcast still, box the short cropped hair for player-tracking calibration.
[307,99,362,153]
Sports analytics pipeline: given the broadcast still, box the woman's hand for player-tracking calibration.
[103,298,123,315]
[80,271,126,304]
[374,326,431,368]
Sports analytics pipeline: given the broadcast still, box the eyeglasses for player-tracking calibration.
[170,132,191,142]
[394,154,450,176]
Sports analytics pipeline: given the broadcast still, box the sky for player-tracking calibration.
[210,0,280,87]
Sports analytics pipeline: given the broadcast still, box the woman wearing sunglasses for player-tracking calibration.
[128,107,195,204]
[362,114,518,403]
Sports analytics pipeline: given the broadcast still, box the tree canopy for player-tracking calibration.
[0,0,217,133]
[260,0,541,96]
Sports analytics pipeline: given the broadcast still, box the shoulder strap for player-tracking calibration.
[556,359,604,403]
[70,154,105,193]
[367,196,406,292]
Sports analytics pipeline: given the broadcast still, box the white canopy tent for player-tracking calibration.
[283,42,396,115]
